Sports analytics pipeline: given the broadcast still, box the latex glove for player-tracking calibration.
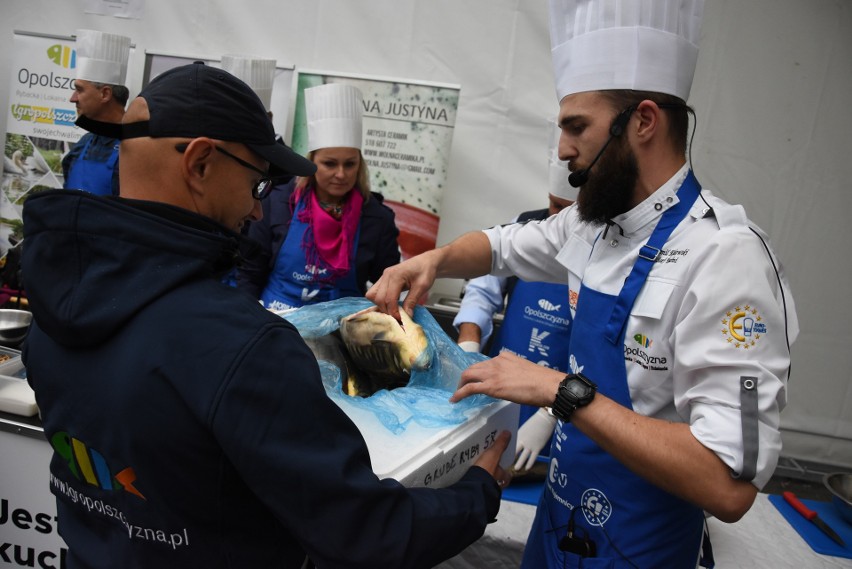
[458,341,481,353]
[513,407,557,472]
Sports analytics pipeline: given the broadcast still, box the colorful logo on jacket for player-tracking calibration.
[623,335,668,371]
[633,333,652,348]
[50,431,146,500]
[580,488,612,527]
[721,304,767,349]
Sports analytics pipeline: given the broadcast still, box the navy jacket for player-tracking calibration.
[21,190,500,569]
[237,181,401,298]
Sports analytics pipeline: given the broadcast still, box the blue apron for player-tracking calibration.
[260,201,361,310]
[64,136,118,196]
[522,172,706,568]
[490,280,572,426]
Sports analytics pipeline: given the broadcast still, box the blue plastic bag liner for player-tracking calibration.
[281,297,497,434]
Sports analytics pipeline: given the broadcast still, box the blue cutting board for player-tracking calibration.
[501,479,544,506]
[768,493,852,559]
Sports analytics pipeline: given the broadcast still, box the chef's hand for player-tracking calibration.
[513,408,557,472]
[451,351,563,407]
[473,430,513,490]
[367,251,440,321]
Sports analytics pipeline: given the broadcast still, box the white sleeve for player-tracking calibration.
[483,205,584,283]
[675,226,795,490]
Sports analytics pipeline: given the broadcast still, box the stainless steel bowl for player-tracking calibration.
[0,309,32,346]
[824,472,852,525]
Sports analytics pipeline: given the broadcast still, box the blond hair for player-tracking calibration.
[294,149,371,200]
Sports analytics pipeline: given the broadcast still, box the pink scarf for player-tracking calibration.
[294,186,364,283]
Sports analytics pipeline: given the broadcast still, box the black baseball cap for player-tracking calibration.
[76,61,316,179]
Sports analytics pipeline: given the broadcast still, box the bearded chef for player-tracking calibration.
[366,0,799,566]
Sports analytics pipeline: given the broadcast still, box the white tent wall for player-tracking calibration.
[1,0,850,470]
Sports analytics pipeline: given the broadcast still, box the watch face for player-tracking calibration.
[566,380,589,398]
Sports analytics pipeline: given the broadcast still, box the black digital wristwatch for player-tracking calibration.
[552,373,597,422]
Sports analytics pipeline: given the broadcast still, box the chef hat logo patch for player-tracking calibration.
[721,305,767,349]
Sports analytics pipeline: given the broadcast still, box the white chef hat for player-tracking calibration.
[549,0,704,102]
[75,29,131,86]
[547,120,578,201]
[305,83,363,152]
[220,54,276,111]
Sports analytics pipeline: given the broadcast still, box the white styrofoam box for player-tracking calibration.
[0,355,38,417]
[338,398,519,488]
[283,298,519,488]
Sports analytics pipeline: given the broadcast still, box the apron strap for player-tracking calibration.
[604,171,701,344]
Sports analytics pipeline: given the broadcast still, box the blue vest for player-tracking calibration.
[260,200,360,311]
[522,172,708,568]
[65,136,118,196]
[490,280,572,426]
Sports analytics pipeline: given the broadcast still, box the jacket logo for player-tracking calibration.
[50,431,145,500]
[633,333,652,348]
[721,304,767,349]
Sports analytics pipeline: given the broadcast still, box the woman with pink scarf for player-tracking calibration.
[237,83,400,312]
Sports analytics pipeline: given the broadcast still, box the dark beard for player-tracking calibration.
[576,136,638,224]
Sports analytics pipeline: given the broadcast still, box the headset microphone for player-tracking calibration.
[567,106,636,188]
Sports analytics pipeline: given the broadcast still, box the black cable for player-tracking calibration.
[750,226,792,379]
[581,503,640,569]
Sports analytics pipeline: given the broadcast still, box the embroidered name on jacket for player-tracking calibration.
[657,247,690,264]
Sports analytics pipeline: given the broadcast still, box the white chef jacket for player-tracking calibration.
[482,165,798,489]
[453,214,519,345]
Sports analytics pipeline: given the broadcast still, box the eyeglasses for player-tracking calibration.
[174,143,273,200]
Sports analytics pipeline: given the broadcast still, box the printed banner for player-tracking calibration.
[0,429,68,567]
[292,71,460,260]
[1,32,82,258]
[143,52,296,147]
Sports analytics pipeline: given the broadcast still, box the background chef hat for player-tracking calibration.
[74,29,131,86]
[220,54,276,111]
[305,83,363,152]
[547,119,578,201]
[548,0,704,101]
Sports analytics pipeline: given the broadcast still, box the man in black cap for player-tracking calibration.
[21,63,509,569]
